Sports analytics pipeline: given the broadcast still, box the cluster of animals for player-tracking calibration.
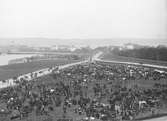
[0,62,167,121]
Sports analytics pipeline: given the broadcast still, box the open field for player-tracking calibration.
[101,53,167,67]
[0,59,80,80]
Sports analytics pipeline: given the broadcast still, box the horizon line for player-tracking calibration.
[0,37,167,40]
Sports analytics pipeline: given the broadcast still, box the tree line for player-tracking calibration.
[112,46,167,61]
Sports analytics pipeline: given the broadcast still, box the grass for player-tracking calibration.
[101,53,167,67]
[0,59,80,80]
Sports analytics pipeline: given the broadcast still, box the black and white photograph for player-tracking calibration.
[0,0,167,121]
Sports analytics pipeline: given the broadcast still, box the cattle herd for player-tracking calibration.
[0,61,167,121]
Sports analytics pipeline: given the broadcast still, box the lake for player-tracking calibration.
[0,54,36,66]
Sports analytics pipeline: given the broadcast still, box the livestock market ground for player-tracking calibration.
[1,61,167,121]
[36,63,167,121]
[1,52,167,121]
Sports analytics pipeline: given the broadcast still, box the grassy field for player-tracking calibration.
[101,53,167,66]
[0,59,80,80]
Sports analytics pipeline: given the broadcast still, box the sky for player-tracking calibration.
[0,0,167,47]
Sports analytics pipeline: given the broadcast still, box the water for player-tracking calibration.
[0,54,36,66]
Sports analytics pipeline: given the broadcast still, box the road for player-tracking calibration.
[1,51,167,88]
[92,51,103,61]
[2,51,167,89]
[0,60,88,89]
[143,116,167,121]
[0,52,104,89]
[95,52,167,69]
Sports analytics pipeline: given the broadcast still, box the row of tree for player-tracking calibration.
[112,46,167,61]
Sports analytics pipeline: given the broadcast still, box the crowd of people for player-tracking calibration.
[0,61,167,121]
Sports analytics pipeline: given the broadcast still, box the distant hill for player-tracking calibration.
[0,38,166,48]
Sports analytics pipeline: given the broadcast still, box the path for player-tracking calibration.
[143,116,167,121]
[95,52,167,69]
[0,60,88,89]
